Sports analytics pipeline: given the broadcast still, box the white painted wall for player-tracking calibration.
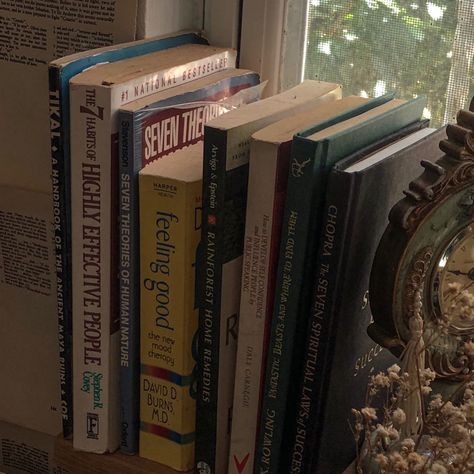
[202,0,241,48]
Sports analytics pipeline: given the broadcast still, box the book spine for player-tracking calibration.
[196,127,227,474]
[49,65,73,438]
[71,84,120,453]
[287,170,354,473]
[139,175,201,472]
[118,112,138,454]
[254,140,320,474]
[229,142,287,474]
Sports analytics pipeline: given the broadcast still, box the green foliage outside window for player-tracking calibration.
[304,0,474,127]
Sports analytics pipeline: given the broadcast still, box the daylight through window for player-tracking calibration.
[304,0,474,127]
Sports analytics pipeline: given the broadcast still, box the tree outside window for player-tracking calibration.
[304,0,474,127]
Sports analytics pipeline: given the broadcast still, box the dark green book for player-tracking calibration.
[298,127,446,474]
[254,96,426,474]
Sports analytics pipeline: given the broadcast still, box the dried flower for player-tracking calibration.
[392,408,406,426]
[361,407,378,422]
[372,372,391,387]
[400,438,415,452]
[374,453,389,469]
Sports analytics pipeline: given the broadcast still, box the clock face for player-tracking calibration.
[432,224,474,335]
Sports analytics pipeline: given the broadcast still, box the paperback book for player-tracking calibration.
[139,144,203,471]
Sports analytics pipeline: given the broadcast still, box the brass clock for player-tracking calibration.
[369,104,474,381]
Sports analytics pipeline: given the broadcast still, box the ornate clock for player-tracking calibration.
[369,104,474,381]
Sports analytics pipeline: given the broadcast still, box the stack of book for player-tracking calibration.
[50,31,446,474]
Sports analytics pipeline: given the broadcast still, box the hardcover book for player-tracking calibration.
[255,96,427,473]
[196,80,342,474]
[300,127,446,474]
[228,96,376,474]
[69,43,236,453]
[139,144,203,471]
[118,68,259,453]
[49,31,206,437]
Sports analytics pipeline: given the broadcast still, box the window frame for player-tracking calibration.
[239,0,308,95]
[203,0,308,95]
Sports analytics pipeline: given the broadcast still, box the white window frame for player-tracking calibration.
[203,0,309,95]
[239,0,308,95]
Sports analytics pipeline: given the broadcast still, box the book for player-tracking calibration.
[196,80,342,474]
[118,68,260,453]
[49,31,206,437]
[255,96,427,473]
[295,127,447,474]
[228,96,378,474]
[69,43,236,453]
[139,143,203,471]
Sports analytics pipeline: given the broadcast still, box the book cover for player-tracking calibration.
[118,68,259,453]
[303,127,447,474]
[228,97,384,474]
[70,43,236,453]
[49,31,206,437]
[139,144,203,471]
[255,96,427,473]
[196,80,342,474]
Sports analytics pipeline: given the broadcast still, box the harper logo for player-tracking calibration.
[86,413,99,439]
[291,158,310,178]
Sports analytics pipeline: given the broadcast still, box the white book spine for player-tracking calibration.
[71,84,118,452]
[229,140,278,474]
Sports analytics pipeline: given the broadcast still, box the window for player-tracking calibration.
[303,0,474,127]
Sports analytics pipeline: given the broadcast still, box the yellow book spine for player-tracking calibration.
[139,174,202,471]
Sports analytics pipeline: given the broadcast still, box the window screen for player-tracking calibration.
[304,0,474,127]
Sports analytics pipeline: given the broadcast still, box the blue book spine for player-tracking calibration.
[48,32,205,438]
